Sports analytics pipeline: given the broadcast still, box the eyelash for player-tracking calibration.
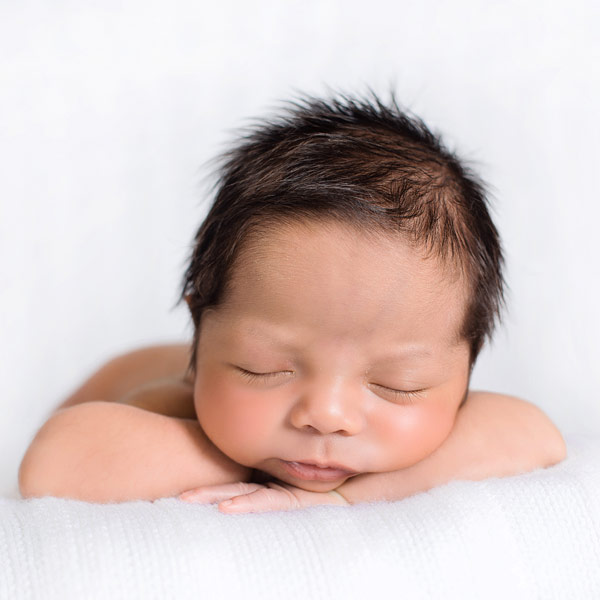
[236,367,292,381]
[370,384,424,403]
[235,367,424,401]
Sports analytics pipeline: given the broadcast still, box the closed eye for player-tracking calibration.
[235,367,294,382]
[369,383,425,403]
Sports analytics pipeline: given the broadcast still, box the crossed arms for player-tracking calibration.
[19,347,567,511]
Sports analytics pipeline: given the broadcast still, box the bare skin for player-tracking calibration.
[19,223,567,510]
[55,343,196,417]
[19,344,252,503]
[19,350,567,506]
[18,342,566,505]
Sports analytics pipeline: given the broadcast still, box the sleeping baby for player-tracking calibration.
[18,92,566,513]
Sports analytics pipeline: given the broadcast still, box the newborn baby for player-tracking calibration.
[19,92,566,512]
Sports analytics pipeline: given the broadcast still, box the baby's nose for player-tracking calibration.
[288,382,365,436]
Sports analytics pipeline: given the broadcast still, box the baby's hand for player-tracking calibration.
[178,481,349,513]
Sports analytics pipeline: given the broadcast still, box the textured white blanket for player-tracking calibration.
[2,435,599,600]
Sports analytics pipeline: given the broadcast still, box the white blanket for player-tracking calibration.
[2,435,599,599]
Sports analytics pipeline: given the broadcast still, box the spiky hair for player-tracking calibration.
[181,92,505,372]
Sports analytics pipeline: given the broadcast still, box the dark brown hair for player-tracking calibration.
[180,92,505,374]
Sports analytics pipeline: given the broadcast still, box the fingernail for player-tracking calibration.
[220,499,233,508]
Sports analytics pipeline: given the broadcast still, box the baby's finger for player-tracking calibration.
[178,482,264,504]
[218,484,300,514]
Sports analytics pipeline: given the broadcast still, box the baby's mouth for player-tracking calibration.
[279,460,357,482]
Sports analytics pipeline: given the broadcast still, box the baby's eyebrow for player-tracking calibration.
[234,321,436,360]
[388,347,432,358]
[374,346,434,363]
[234,321,299,350]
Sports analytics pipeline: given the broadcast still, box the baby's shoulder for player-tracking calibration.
[465,389,566,464]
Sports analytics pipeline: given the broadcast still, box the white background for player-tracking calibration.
[1,0,599,497]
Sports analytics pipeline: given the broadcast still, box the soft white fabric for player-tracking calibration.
[2,435,599,600]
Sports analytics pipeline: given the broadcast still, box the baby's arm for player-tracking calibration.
[19,401,251,502]
[181,391,566,512]
[335,391,566,504]
[19,344,252,502]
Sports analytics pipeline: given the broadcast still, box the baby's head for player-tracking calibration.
[180,93,504,489]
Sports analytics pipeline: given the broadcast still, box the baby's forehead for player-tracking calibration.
[207,312,470,378]
[223,219,470,348]
[235,217,468,290]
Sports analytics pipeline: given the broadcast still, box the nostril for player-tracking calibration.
[300,423,356,436]
[302,424,319,433]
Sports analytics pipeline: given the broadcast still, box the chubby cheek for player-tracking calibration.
[193,375,280,467]
[375,400,458,471]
